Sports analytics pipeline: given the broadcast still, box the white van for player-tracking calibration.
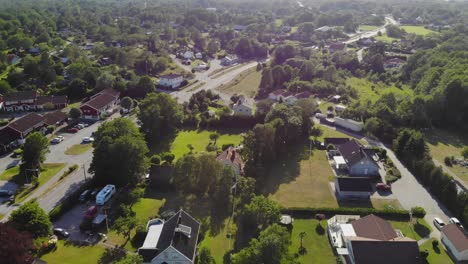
[433,217,446,230]
[95,185,116,205]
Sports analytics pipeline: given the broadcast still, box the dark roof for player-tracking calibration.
[352,214,398,241]
[140,210,200,262]
[337,177,372,192]
[441,223,468,252]
[36,95,68,106]
[81,93,116,110]
[217,147,244,174]
[350,239,421,264]
[99,89,120,99]
[324,137,350,146]
[160,73,183,79]
[338,139,375,167]
[43,111,68,126]
[7,113,44,133]
[3,90,37,102]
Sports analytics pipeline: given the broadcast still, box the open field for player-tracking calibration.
[359,25,379,31]
[41,241,106,264]
[389,219,432,241]
[170,130,244,160]
[199,218,235,264]
[346,77,414,103]
[65,144,92,155]
[216,68,261,98]
[425,129,468,184]
[64,101,81,111]
[375,33,399,43]
[401,25,437,36]
[289,219,337,264]
[267,148,338,208]
[420,238,454,264]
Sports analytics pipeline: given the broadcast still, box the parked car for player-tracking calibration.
[82,137,94,143]
[376,183,392,191]
[433,217,446,230]
[51,136,64,144]
[68,128,79,133]
[84,206,98,219]
[0,189,14,197]
[449,217,463,228]
[53,228,69,238]
[78,123,89,127]
[75,124,84,130]
[79,190,91,202]
[90,188,99,198]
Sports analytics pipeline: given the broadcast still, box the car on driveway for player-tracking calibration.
[53,228,69,238]
[376,183,392,191]
[0,189,14,197]
[68,127,79,133]
[82,137,94,144]
[84,206,98,219]
[433,217,446,230]
[449,217,463,228]
[51,136,64,144]
[78,123,89,127]
[79,190,91,202]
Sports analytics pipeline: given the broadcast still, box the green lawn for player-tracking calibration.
[389,219,432,241]
[170,130,244,160]
[346,77,414,103]
[401,26,437,36]
[420,239,454,264]
[359,25,379,31]
[267,149,338,208]
[64,101,81,111]
[375,33,399,43]
[425,129,468,184]
[216,68,261,98]
[65,144,93,155]
[199,218,235,264]
[41,241,106,264]
[0,166,20,181]
[289,219,336,264]
[275,19,283,27]
[316,125,366,145]
[15,163,66,203]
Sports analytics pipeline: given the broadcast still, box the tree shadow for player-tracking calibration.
[338,199,373,208]
[414,221,431,238]
[98,247,126,264]
[424,128,468,149]
[315,223,325,236]
[148,130,178,155]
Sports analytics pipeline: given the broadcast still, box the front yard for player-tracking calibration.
[199,218,236,264]
[41,240,106,264]
[289,219,337,264]
[389,219,432,241]
[420,239,454,264]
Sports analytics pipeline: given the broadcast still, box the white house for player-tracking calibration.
[183,51,194,60]
[441,223,468,262]
[159,73,184,89]
[335,104,347,112]
[232,97,253,116]
[334,117,364,132]
[138,210,200,264]
[337,139,379,177]
[195,52,203,59]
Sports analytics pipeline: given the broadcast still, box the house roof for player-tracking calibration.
[7,113,44,133]
[337,177,372,192]
[441,223,468,252]
[81,93,117,111]
[351,214,398,241]
[270,89,286,96]
[217,147,244,174]
[160,73,183,80]
[324,137,350,146]
[43,111,68,126]
[4,90,38,102]
[338,139,375,167]
[156,210,200,261]
[99,89,120,99]
[36,95,68,106]
[349,239,420,264]
[329,42,345,50]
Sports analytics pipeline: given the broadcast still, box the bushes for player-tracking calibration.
[0,119,8,126]
[411,206,426,218]
[49,181,93,221]
[60,164,79,180]
[281,207,411,220]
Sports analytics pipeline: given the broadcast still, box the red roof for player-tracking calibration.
[81,93,117,111]
[351,214,398,241]
[43,111,68,126]
[7,113,44,133]
[100,88,120,98]
[441,224,468,252]
[216,147,244,174]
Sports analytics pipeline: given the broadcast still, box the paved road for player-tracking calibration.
[344,16,398,44]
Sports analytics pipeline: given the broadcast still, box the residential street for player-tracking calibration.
[344,16,398,44]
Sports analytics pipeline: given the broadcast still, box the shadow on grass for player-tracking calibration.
[414,221,431,238]
[433,244,441,254]
[98,247,126,264]
[315,223,325,236]
[425,128,468,149]
[338,199,373,208]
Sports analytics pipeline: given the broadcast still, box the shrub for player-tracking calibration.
[161,153,175,164]
[13,148,23,156]
[420,250,429,259]
[281,207,410,220]
[444,156,452,167]
[46,125,55,134]
[222,143,234,151]
[432,240,439,247]
[151,155,161,166]
[0,119,8,126]
[411,206,426,218]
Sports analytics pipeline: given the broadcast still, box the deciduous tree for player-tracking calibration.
[9,201,52,238]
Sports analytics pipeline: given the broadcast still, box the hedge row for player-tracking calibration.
[281,207,416,220]
[49,180,93,221]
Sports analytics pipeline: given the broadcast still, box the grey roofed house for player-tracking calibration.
[337,139,379,177]
[348,238,421,264]
[138,209,200,264]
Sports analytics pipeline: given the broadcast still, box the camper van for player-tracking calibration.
[95,185,116,205]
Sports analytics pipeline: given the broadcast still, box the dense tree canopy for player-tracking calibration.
[9,201,52,238]
[21,132,50,172]
[0,223,35,264]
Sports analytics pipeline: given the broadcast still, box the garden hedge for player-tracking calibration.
[281,207,416,220]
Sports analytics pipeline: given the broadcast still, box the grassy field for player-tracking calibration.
[425,129,468,184]
[267,149,338,208]
[420,239,454,264]
[389,219,432,241]
[401,26,437,36]
[199,218,235,263]
[170,130,244,160]
[316,125,366,145]
[359,25,379,31]
[216,68,261,98]
[64,101,81,111]
[0,166,20,181]
[346,77,414,103]
[65,144,92,155]
[375,33,400,43]
[289,219,337,264]
[41,241,106,264]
